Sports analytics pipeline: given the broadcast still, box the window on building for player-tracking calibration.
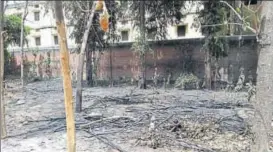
[35,37,41,46]
[121,31,129,41]
[34,12,40,21]
[54,35,58,45]
[35,29,40,32]
[34,4,39,8]
[244,0,257,5]
[177,25,186,37]
[147,28,157,40]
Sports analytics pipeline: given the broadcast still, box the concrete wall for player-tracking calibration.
[9,36,258,84]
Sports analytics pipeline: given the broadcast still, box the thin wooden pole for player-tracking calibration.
[54,1,75,152]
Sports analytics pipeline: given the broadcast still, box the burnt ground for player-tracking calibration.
[2,78,255,152]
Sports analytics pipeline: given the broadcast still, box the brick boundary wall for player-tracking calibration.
[8,36,258,84]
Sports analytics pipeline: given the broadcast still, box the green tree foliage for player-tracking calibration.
[64,1,119,51]
[128,0,188,88]
[199,1,229,58]
[3,15,30,73]
[241,3,261,34]
[4,15,30,46]
[129,0,187,40]
[131,34,152,55]
[63,1,119,86]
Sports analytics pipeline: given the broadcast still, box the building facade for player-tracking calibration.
[5,1,76,52]
[5,1,261,52]
[5,1,204,52]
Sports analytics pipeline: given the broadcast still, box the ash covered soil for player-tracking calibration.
[2,78,255,152]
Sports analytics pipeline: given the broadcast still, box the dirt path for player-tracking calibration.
[2,79,254,152]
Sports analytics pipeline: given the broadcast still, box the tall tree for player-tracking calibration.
[139,0,146,89]
[54,1,76,152]
[64,1,118,87]
[0,12,30,137]
[129,0,187,89]
[198,0,229,89]
[198,1,272,151]
[2,15,30,75]
[75,2,96,113]
[20,1,28,87]
[251,2,273,151]
[63,1,118,112]
[0,0,6,139]
[67,1,186,90]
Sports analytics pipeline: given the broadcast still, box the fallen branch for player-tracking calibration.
[85,129,128,138]
[26,88,44,96]
[154,114,174,130]
[27,117,66,123]
[177,139,216,152]
[80,116,135,129]
[53,122,87,132]
[86,129,128,152]
[150,105,196,111]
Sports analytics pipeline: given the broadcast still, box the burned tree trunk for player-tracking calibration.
[252,2,273,152]
[75,2,96,113]
[54,1,76,152]
[86,46,93,87]
[109,26,113,87]
[139,0,147,89]
[204,50,212,89]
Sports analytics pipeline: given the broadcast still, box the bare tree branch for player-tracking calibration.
[242,2,263,34]
[219,1,243,21]
[242,2,263,14]
[219,1,258,34]
[76,1,93,13]
[91,25,104,47]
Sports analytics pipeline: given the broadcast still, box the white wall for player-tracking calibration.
[5,1,76,52]
[5,1,203,51]
[115,1,203,42]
